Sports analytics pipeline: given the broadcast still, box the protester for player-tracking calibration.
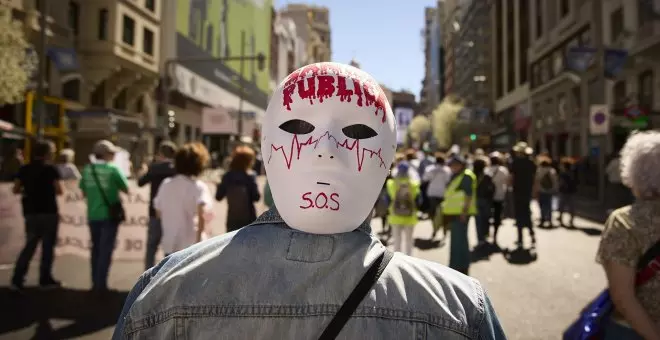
[510,142,537,247]
[55,148,81,180]
[473,156,495,248]
[443,154,477,275]
[386,161,421,256]
[534,154,558,228]
[489,152,509,244]
[423,152,451,240]
[215,145,261,232]
[79,140,129,293]
[557,159,577,227]
[596,131,660,339]
[154,142,212,257]
[10,140,63,290]
[137,141,177,269]
[113,62,505,339]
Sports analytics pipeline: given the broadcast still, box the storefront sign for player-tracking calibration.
[202,106,237,134]
[589,105,610,135]
[0,180,230,265]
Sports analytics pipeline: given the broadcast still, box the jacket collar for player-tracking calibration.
[250,207,373,235]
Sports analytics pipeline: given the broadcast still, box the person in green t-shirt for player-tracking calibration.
[79,140,129,293]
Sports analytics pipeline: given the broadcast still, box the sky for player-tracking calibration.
[274,0,436,100]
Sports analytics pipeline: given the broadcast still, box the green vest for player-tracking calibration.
[442,169,477,216]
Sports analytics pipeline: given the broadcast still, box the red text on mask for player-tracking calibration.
[300,191,340,211]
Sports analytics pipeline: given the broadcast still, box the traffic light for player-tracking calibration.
[470,134,477,141]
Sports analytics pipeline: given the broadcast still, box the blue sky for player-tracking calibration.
[274,0,435,99]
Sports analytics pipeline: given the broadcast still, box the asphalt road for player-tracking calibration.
[0,188,607,340]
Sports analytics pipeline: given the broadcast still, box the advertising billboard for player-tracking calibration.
[176,0,272,109]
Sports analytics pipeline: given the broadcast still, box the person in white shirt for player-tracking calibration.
[423,153,452,240]
[488,152,510,244]
[155,143,213,256]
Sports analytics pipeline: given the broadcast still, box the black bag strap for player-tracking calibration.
[637,238,660,271]
[318,249,394,340]
[90,164,112,209]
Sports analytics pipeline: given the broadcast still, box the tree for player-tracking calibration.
[431,94,465,150]
[0,6,37,105]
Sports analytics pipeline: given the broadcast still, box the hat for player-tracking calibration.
[512,141,528,153]
[524,147,534,155]
[447,154,466,165]
[475,148,485,156]
[489,151,502,158]
[396,161,410,175]
[93,140,120,156]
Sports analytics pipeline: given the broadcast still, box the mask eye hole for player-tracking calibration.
[342,124,378,140]
[278,119,315,135]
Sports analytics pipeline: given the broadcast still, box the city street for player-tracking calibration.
[0,187,607,340]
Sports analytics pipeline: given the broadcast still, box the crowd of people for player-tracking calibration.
[8,138,263,293]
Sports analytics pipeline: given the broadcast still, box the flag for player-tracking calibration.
[566,46,597,73]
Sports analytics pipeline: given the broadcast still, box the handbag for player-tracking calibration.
[318,249,394,340]
[90,164,126,224]
[563,239,660,340]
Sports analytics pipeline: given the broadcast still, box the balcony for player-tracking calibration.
[629,21,660,59]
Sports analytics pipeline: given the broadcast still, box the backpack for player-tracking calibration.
[540,171,554,190]
[226,184,252,222]
[392,180,415,216]
[478,174,496,200]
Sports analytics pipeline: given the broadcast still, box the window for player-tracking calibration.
[638,0,654,28]
[68,1,79,36]
[145,0,156,12]
[122,15,135,46]
[185,125,192,142]
[535,0,543,38]
[532,63,541,87]
[143,28,154,56]
[638,70,654,108]
[91,81,105,106]
[195,128,201,140]
[610,7,624,43]
[519,0,529,83]
[98,9,108,40]
[560,0,570,17]
[62,78,80,101]
[114,89,127,110]
[552,50,564,76]
[571,86,581,115]
[613,81,626,108]
[580,28,591,46]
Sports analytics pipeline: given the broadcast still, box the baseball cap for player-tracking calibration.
[396,161,410,174]
[93,139,120,156]
[447,154,466,165]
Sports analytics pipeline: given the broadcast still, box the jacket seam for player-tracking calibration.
[123,304,478,338]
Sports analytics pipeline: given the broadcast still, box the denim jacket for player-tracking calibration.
[113,208,506,339]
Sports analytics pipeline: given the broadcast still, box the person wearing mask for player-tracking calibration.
[557,159,577,228]
[489,152,509,245]
[79,140,129,293]
[534,155,558,228]
[10,140,63,291]
[154,142,212,256]
[443,155,477,275]
[215,145,261,232]
[55,148,81,180]
[113,63,505,340]
[137,141,178,270]
[596,131,660,339]
[509,142,537,247]
[422,152,451,240]
[386,161,421,256]
[473,156,495,248]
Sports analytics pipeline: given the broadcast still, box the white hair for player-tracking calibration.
[620,131,660,198]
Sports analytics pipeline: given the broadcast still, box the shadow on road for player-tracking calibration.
[562,224,602,236]
[414,238,445,250]
[502,246,538,265]
[470,243,502,263]
[0,286,128,339]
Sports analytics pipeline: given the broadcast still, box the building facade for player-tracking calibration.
[279,4,331,63]
[491,0,531,151]
[442,0,460,97]
[161,0,273,154]
[420,6,437,110]
[270,13,306,87]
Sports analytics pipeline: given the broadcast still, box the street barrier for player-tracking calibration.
[0,180,229,265]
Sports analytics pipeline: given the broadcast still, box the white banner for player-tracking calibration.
[589,105,610,135]
[202,106,237,134]
[0,180,230,265]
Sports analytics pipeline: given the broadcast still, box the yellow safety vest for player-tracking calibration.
[442,169,477,216]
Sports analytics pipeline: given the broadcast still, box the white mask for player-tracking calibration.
[263,63,397,234]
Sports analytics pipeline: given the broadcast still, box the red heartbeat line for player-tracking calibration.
[268,131,386,171]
